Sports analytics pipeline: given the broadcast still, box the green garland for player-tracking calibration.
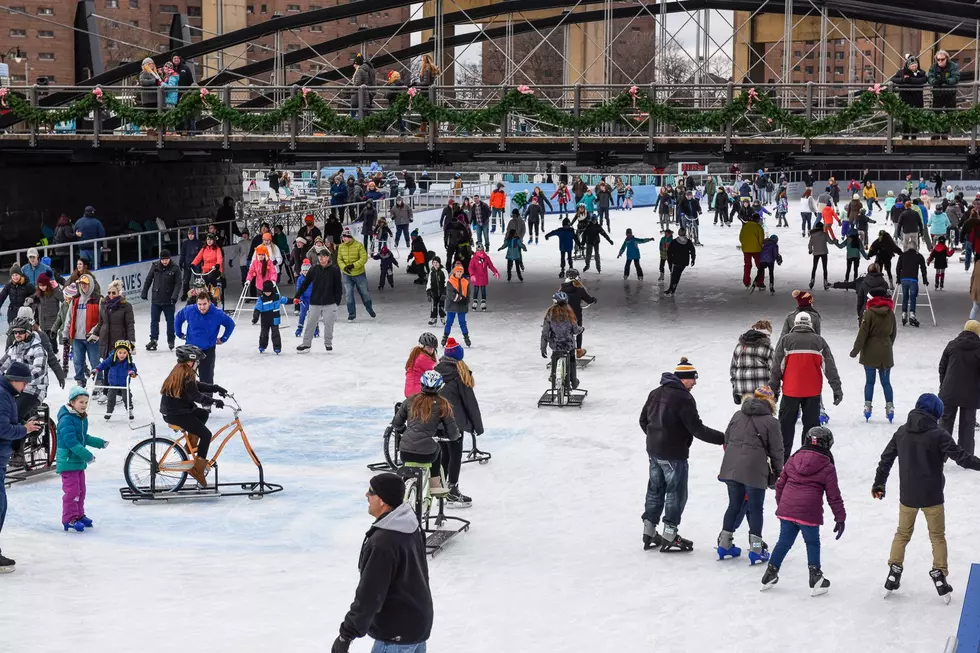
[2,86,979,137]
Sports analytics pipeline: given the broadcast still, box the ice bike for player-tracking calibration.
[538,351,587,408]
[367,402,490,471]
[3,404,57,487]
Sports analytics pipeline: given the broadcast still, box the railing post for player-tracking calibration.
[885,82,894,155]
[427,85,436,152]
[93,240,99,270]
[357,85,366,151]
[116,238,121,267]
[647,83,656,151]
[804,82,814,154]
[222,85,231,149]
[499,85,508,152]
[289,85,298,150]
[158,230,162,256]
[69,244,74,267]
[573,84,581,152]
[157,86,164,149]
[724,82,733,153]
[28,85,38,147]
[138,232,142,261]
[971,81,978,156]
[93,98,102,148]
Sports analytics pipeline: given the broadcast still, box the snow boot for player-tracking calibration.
[809,565,831,596]
[575,348,587,358]
[63,520,85,533]
[909,312,920,328]
[481,300,487,312]
[930,569,953,604]
[883,564,903,596]
[885,402,895,423]
[760,563,779,591]
[78,515,94,528]
[463,334,472,347]
[446,484,472,508]
[716,530,742,560]
[642,520,665,551]
[441,334,448,347]
[864,401,873,422]
[748,534,770,565]
[902,311,908,326]
[145,340,158,351]
[0,551,15,573]
[188,458,209,488]
[659,525,694,552]
[297,345,310,352]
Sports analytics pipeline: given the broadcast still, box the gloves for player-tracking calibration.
[58,378,65,389]
[733,392,742,405]
[293,297,300,304]
[331,636,351,653]
[86,334,99,343]
[344,264,354,273]
[872,484,886,499]
[213,399,225,409]
[833,390,843,406]
[924,280,930,287]
[88,455,96,464]
[541,350,548,359]
[212,385,228,397]
[833,521,845,540]
[426,290,432,300]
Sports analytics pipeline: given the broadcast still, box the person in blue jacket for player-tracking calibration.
[73,206,105,264]
[254,280,290,354]
[545,218,581,278]
[22,248,53,286]
[294,259,317,338]
[175,292,235,385]
[617,228,654,280]
[91,340,137,420]
[330,175,349,221]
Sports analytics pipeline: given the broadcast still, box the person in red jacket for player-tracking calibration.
[489,184,507,234]
[192,233,224,287]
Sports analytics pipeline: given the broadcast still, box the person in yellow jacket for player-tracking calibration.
[862,181,882,214]
[740,216,766,289]
[336,227,376,321]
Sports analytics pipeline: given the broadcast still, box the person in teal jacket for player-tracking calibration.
[836,232,870,285]
[498,229,527,281]
[580,189,596,215]
[617,228,654,280]
[56,386,107,532]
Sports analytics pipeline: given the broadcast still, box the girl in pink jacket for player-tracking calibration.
[246,246,279,323]
[467,242,500,312]
[404,333,438,397]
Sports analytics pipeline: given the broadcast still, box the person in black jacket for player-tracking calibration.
[439,199,457,248]
[141,250,182,351]
[639,359,724,552]
[294,250,344,352]
[434,339,483,507]
[937,321,980,455]
[890,55,927,139]
[560,270,596,355]
[665,227,696,296]
[581,216,614,273]
[895,245,929,327]
[872,393,980,594]
[332,472,433,653]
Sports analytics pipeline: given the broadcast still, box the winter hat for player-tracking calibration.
[16,307,34,323]
[886,190,894,197]
[262,232,273,242]
[444,337,464,361]
[36,273,51,288]
[915,393,944,420]
[905,53,918,67]
[452,261,464,274]
[794,312,812,328]
[754,385,776,409]
[626,228,633,237]
[964,320,980,336]
[369,472,404,507]
[674,357,697,380]
[27,247,39,259]
[4,361,32,383]
[9,263,22,278]
[141,57,154,66]
[68,385,90,403]
[342,227,353,238]
[301,259,311,274]
[262,280,276,294]
[411,229,419,238]
[160,249,172,259]
[107,279,124,296]
[295,236,308,246]
[255,245,270,258]
[304,214,315,224]
[63,283,78,299]
[83,206,96,216]
[793,289,813,307]
[41,256,51,266]
[380,245,391,256]
[511,209,520,217]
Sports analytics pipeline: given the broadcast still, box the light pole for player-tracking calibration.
[0,47,26,83]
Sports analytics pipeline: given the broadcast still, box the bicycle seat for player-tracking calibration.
[167,424,188,433]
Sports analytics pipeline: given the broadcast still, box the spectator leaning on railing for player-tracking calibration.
[928,50,960,140]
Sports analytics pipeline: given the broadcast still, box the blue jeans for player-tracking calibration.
[473,285,487,300]
[642,457,689,528]
[722,481,767,536]
[965,242,973,270]
[900,278,918,313]
[395,224,411,247]
[343,273,373,318]
[71,339,101,383]
[444,311,468,336]
[769,519,821,569]
[371,642,426,653]
[149,303,176,343]
[801,211,812,235]
[864,366,894,403]
[971,301,980,321]
[473,223,489,248]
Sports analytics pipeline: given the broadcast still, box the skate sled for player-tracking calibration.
[119,377,282,502]
[546,350,594,370]
[398,455,470,557]
[3,404,57,487]
[367,403,491,471]
[538,353,587,408]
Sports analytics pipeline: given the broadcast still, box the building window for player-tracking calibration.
[348,0,356,22]
[308,3,320,8]
[287,44,300,51]
[805,52,813,59]
[310,24,322,32]
[37,6,54,15]
[37,30,55,38]
[260,4,267,12]
[130,19,139,26]
[834,51,844,60]
[805,66,813,74]
[863,50,871,57]
[834,65,844,74]
[187,5,201,16]
[286,63,300,72]
[105,0,118,7]
[157,23,169,32]
[44,75,55,82]
[38,52,55,60]
[128,0,138,7]
[7,5,26,12]
[286,3,300,10]
[793,50,801,58]
[246,4,253,12]
[10,74,26,82]
[8,28,27,37]
[159,4,177,11]
[793,64,801,72]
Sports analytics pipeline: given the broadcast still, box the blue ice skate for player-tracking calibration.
[716,531,741,560]
[748,535,769,565]
[886,402,895,423]
[864,402,872,422]
[819,409,830,426]
[78,515,93,528]
[295,327,303,337]
[63,520,85,532]
[258,347,265,353]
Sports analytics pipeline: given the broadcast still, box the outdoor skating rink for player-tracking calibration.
[4,204,976,653]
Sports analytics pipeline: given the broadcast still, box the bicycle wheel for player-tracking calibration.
[554,357,567,406]
[124,437,189,496]
[382,426,402,469]
[42,417,57,467]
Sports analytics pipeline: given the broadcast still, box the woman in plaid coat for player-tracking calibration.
[730,320,775,404]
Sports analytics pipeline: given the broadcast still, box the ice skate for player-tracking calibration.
[481,300,487,312]
[748,534,770,565]
[63,520,85,533]
[823,281,831,291]
[642,520,665,551]
[297,345,310,352]
[463,334,472,347]
[258,347,266,354]
[535,237,539,244]
[930,569,953,604]
[295,327,303,337]
[428,318,437,326]
[864,401,873,422]
[0,552,16,574]
[440,316,446,326]
[883,564,903,597]
[809,566,831,596]
[658,272,664,281]
[760,563,779,591]
[145,340,158,351]
[446,485,472,509]
[716,530,742,560]
[659,526,693,552]
[808,278,815,290]
[559,269,565,279]
[909,312,920,328]
[770,285,775,295]
[819,409,830,426]
[104,412,112,420]
[902,311,908,326]
[885,402,895,423]
[637,274,644,281]
[472,299,479,310]
[128,408,135,420]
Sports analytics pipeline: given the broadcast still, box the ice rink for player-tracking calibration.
[4,203,977,653]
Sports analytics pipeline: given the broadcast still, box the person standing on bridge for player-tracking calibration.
[171,55,196,133]
[73,207,105,266]
[891,55,926,139]
[928,50,959,140]
[351,54,376,118]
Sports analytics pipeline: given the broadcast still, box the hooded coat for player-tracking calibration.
[890,63,926,107]
[434,356,484,435]
[467,251,498,287]
[850,296,897,368]
[392,393,460,456]
[770,323,842,399]
[97,297,136,358]
[718,398,784,489]
[639,373,724,460]
[775,447,846,526]
[540,313,583,356]
[729,329,774,398]
[559,280,596,324]
[938,331,980,409]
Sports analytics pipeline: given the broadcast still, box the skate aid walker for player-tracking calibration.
[119,375,283,502]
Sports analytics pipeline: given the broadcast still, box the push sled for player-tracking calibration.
[367,403,491,470]
[3,404,57,487]
[546,353,595,370]
[398,461,470,557]
[538,354,587,408]
[119,377,282,502]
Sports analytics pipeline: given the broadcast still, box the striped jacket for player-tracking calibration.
[0,332,49,401]
[770,325,842,399]
[730,330,774,398]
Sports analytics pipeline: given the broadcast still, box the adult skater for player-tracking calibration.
[868,231,902,289]
[174,292,235,386]
[595,182,614,231]
[435,338,482,508]
[294,249,344,353]
[337,227,376,321]
[581,216,614,274]
[895,243,929,327]
[141,250,181,351]
[617,229,653,280]
[897,201,925,251]
[850,290,897,422]
[937,321,980,455]
[0,317,49,467]
[545,219,581,279]
[560,269,596,357]
[639,358,724,552]
[331,472,432,653]
[664,227,696,296]
[739,215,766,289]
[770,312,843,462]
[63,275,101,388]
[730,320,775,405]
[392,370,459,497]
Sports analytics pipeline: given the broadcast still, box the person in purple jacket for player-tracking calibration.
[760,426,846,596]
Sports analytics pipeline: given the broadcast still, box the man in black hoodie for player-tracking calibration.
[937,321,980,454]
[333,473,433,653]
[897,204,925,251]
[294,249,343,353]
[639,358,724,552]
[560,269,596,356]
[872,393,980,598]
[581,216,614,273]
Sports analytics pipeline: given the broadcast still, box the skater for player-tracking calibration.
[849,291,896,422]
[443,262,471,347]
[873,392,980,601]
[665,227,696,296]
[0,264,36,325]
[808,225,836,290]
[761,426,845,595]
[639,357,724,551]
[467,243,499,312]
[407,230,429,285]
[739,215,765,289]
[864,180,882,214]
[525,196,544,244]
[658,229,673,281]
[505,208,526,243]
[717,386,784,564]
[623,184,634,210]
[929,204,951,249]
[560,269,596,357]
[62,275,101,388]
[141,250,181,352]
[545,218,580,278]
[435,337,482,508]
[774,190,789,228]
[294,249,343,353]
[730,320,775,404]
[192,233,224,289]
[844,193,864,238]
[836,232,870,285]
[770,312,843,462]
[160,345,229,487]
[895,244,928,326]
[33,274,64,348]
[0,316,49,467]
[404,332,438,398]
[469,193,491,249]
[294,260,314,337]
[898,201,925,251]
[90,340,137,419]
[393,370,459,498]
[759,235,783,293]
[581,216,614,274]
[679,190,703,245]
[656,187,674,229]
[372,245,398,291]
[254,281,289,354]
[869,231,902,288]
[927,236,954,290]
[337,228,376,321]
[425,257,448,327]
[937,321,980,455]
[821,200,841,240]
[245,246,279,322]
[541,290,584,392]
[499,229,527,282]
[96,280,136,368]
[390,197,414,249]
[854,208,877,248]
[550,182,571,220]
[779,290,822,338]
[714,185,731,225]
[490,183,508,232]
[617,229,653,280]
[595,182,613,231]
[178,228,202,298]
[55,386,108,533]
[174,292,235,386]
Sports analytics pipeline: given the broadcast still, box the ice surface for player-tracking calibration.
[4,204,975,652]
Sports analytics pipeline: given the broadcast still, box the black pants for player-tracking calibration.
[624,259,643,278]
[810,254,828,282]
[506,260,524,281]
[845,257,860,283]
[105,388,132,414]
[378,270,394,289]
[164,408,213,459]
[560,250,573,270]
[940,404,976,456]
[777,395,821,463]
[598,207,610,230]
[439,438,463,486]
[584,243,601,271]
[401,448,442,480]
[760,261,775,287]
[198,347,216,386]
[558,201,568,218]
[528,219,540,239]
[878,258,894,283]
[659,257,671,275]
[430,296,446,319]
[668,263,686,292]
[10,393,41,454]
[259,324,282,351]
[714,207,726,224]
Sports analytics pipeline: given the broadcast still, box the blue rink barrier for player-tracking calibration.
[954,563,980,652]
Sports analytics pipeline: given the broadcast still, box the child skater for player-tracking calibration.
[372,244,398,291]
[499,229,527,282]
[761,426,846,595]
[91,340,137,420]
[294,259,316,337]
[467,242,499,312]
[56,385,108,532]
[759,234,783,294]
[255,280,289,354]
[658,228,674,281]
[245,245,279,324]
[623,184,634,210]
[551,182,571,220]
[836,231,870,285]
[927,236,955,290]
[373,215,393,252]
[443,261,471,347]
[617,228,654,280]
[822,201,841,240]
[541,291,584,390]
[775,190,789,228]
[855,208,877,248]
[545,218,581,279]
[426,256,447,326]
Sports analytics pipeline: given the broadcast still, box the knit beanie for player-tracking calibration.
[9,263,22,278]
[16,307,34,322]
[444,337,464,361]
[301,259,311,274]
[68,385,90,403]
[369,472,404,508]
[262,280,276,293]
[754,385,775,407]
[915,393,944,420]
[37,273,51,288]
[674,357,697,380]
[964,320,980,336]
[4,361,32,383]
[63,283,78,299]
[793,289,813,307]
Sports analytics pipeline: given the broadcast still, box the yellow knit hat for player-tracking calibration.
[964,320,980,336]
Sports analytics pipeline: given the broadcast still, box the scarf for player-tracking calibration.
[105,295,124,313]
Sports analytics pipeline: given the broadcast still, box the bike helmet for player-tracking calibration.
[418,332,439,349]
[175,344,206,363]
[553,291,568,305]
[9,316,33,333]
[564,268,580,281]
[419,370,444,393]
[804,425,834,451]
